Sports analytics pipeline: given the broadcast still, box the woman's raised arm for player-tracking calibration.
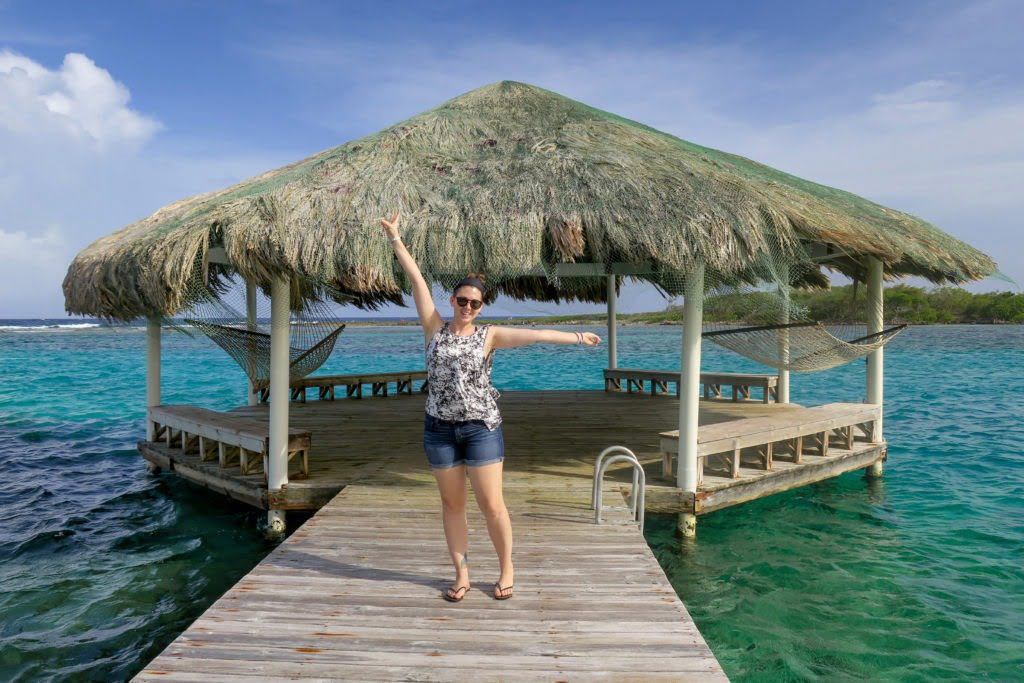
[381,212,443,338]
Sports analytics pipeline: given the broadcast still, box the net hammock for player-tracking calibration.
[175,268,349,388]
[702,321,907,373]
[652,241,908,374]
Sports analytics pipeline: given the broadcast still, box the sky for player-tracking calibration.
[0,0,1021,318]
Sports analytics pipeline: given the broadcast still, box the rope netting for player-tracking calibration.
[172,268,349,386]
[651,239,907,373]
[702,321,906,373]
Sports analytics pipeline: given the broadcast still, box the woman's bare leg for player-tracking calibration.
[467,461,513,597]
[433,466,470,594]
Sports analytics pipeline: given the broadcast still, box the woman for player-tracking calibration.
[381,211,600,602]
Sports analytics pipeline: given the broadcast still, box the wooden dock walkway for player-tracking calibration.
[133,390,890,679]
[135,474,727,680]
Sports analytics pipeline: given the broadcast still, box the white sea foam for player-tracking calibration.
[0,323,101,330]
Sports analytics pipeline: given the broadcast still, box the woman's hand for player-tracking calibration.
[379,209,442,338]
[381,211,402,239]
[580,332,601,346]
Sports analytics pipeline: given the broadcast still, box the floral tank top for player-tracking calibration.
[425,323,502,430]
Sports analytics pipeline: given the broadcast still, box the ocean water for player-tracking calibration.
[0,321,1021,681]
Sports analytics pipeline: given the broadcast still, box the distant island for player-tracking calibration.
[477,285,1024,326]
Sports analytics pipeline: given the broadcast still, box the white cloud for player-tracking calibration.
[866,80,960,126]
[0,226,66,263]
[0,51,278,317]
[872,79,959,106]
[0,228,71,316]
[0,50,160,316]
[733,86,1024,215]
[0,50,160,146]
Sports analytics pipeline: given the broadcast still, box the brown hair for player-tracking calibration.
[453,273,486,295]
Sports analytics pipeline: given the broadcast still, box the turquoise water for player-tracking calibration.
[0,322,1021,681]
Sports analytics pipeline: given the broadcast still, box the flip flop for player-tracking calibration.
[443,585,470,603]
[493,583,514,600]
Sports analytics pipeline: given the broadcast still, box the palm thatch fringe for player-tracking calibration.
[63,81,997,320]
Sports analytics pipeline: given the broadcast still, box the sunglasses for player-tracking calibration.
[455,296,483,310]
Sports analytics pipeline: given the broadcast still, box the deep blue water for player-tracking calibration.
[0,322,1021,681]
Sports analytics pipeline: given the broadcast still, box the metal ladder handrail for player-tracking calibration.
[592,446,639,513]
[592,446,645,533]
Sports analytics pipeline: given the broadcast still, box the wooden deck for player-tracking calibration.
[134,391,888,680]
[135,477,727,681]
[138,390,886,517]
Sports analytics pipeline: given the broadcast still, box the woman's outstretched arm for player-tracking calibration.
[381,212,443,339]
[487,327,600,353]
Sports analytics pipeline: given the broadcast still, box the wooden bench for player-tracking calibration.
[659,402,881,484]
[148,405,312,479]
[604,368,779,403]
[257,370,428,403]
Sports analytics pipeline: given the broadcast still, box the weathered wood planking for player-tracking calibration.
[138,391,884,518]
[658,402,882,482]
[135,478,728,681]
[149,405,311,478]
[257,370,428,403]
[604,368,778,403]
[133,391,890,679]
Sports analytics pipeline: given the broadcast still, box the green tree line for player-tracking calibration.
[778,284,1024,324]
[485,285,1024,325]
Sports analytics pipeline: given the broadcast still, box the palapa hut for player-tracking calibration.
[64,81,997,533]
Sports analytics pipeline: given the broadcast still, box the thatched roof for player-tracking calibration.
[64,80,997,320]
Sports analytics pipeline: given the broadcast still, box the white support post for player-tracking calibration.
[146,315,161,441]
[677,265,704,537]
[777,273,790,404]
[246,278,258,406]
[606,275,618,370]
[267,275,290,534]
[866,256,885,477]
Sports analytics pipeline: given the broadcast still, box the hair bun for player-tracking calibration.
[467,272,486,283]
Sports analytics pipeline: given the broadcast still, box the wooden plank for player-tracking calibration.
[604,368,777,402]
[139,442,267,509]
[149,405,311,452]
[694,444,887,513]
[148,405,312,484]
[295,370,427,388]
[604,368,775,383]
[660,403,881,454]
[659,403,880,482]
[136,470,727,680]
[136,666,700,682]
[138,391,885,520]
[604,368,777,387]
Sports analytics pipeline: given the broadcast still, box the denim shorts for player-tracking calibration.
[423,414,504,470]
